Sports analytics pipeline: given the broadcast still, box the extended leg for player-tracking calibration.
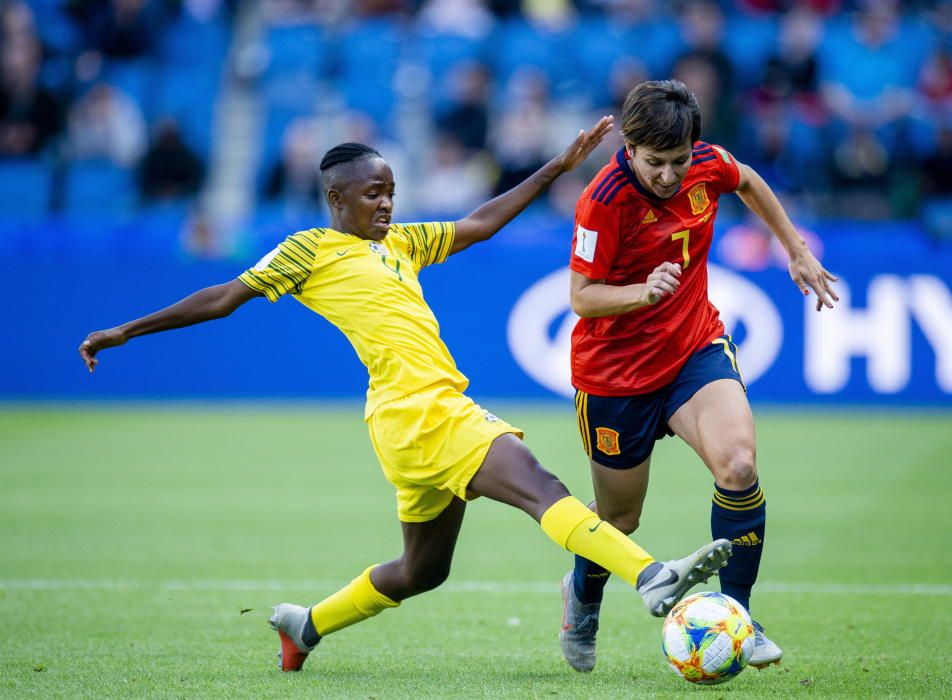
[270,498,467,671]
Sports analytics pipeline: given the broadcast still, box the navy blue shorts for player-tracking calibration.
[574,336,745,469]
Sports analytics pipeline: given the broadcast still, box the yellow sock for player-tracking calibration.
[540,496,654,585]
[310,565,399,636]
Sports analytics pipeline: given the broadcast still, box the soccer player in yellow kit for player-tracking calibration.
[79,116,731,673]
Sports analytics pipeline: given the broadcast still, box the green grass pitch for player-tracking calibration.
[2,405,950,698]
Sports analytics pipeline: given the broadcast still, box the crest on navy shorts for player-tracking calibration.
[595,427,620,455]
[688,183,709,215]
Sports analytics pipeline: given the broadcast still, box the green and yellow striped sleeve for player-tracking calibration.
[238,229,322,302]
[398,221,455,270]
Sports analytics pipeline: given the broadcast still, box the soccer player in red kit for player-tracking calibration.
[559,80,839,673]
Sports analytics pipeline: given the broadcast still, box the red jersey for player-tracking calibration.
[570,143,741,396]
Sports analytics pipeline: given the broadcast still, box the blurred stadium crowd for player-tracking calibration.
[1,0,950,253]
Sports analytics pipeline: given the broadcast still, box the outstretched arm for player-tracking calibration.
[450,116,614,255]
[79,279,262,372]
[734,163,839,311]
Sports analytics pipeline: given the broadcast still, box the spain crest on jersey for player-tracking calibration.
[688,183,710,216]
[595,427,621,455]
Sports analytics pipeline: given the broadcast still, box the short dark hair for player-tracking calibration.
[620,80,701,151]
[319,142,382,191]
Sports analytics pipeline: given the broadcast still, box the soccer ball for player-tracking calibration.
[661,592,755,685]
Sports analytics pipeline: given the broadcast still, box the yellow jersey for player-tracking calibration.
[238,222,468,418]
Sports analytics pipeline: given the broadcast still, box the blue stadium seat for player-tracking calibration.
[724,15,779,90]
[32,4,81,55]
[101,59,158,110]
[336,19,403,129]
[64,160,136,217]
[409,28,488,107]
[260,26,327,114]
[0,159,51,220]
[264,24,330,80]
[159,12,230,70]
[571,16,627,108]
[257,106,318,188]
[489,19,579,99]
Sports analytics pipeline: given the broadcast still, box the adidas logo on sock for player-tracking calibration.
[731,531,763,546]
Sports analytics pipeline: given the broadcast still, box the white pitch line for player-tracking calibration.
[0,580,950,595]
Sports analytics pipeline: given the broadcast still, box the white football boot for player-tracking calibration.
[635,539,732,616]
[559,571,601,672]
[269,603,319,672]
[749,620,783,668]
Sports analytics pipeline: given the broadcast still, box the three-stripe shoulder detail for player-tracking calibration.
[692,141,715,164]
[590,167,629,205]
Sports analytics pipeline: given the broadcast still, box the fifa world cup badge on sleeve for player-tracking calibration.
[595,427,621,456]
[574,225,598,263]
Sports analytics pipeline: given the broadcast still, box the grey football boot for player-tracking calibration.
[749,620,783,668]
[269,603,319,671]
[635,539,732,616]
[559,571,600,672]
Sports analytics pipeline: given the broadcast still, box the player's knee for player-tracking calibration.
[717,446,757,490]
[403,562,451,594]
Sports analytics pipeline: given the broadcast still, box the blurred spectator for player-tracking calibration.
[418,0,493,39]
[0,40,64,157]
[673,52,737,147]
[751,7,823,112]
[1,0,36,46]
[605,56,649,115]
[139,120,204,201]
[920,48,952,111]
[922,126,952,198]
[818,0,925,213]
[436,61,492,153]
[486,0,520,18]
[819,1,919,141]
[491,67,585,197]
[263,117,323,207]
[354,0,410,17]
[68,83,146,167]
[70,0,162,59]
[262,0,341,26]
[417,131,491,216]
[522,0,576,30]
[491,68,550,196]
[677,0,733,91]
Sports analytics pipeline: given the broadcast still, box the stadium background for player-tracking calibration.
[0,0,950,405]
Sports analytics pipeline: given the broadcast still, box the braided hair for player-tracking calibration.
[319,142,382,194]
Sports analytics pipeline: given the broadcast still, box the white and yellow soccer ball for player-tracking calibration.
[661,591,755,685]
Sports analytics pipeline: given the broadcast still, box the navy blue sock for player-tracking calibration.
[302,607,320,648]
[711,481,766,612]
[573,555,611,605]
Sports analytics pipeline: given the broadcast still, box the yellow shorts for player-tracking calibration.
[367,384,523,523]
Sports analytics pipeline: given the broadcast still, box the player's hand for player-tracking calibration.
[556,115,614,173]
[643,262,681,305]
[79,327,127,373]
[788,251,839,312]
